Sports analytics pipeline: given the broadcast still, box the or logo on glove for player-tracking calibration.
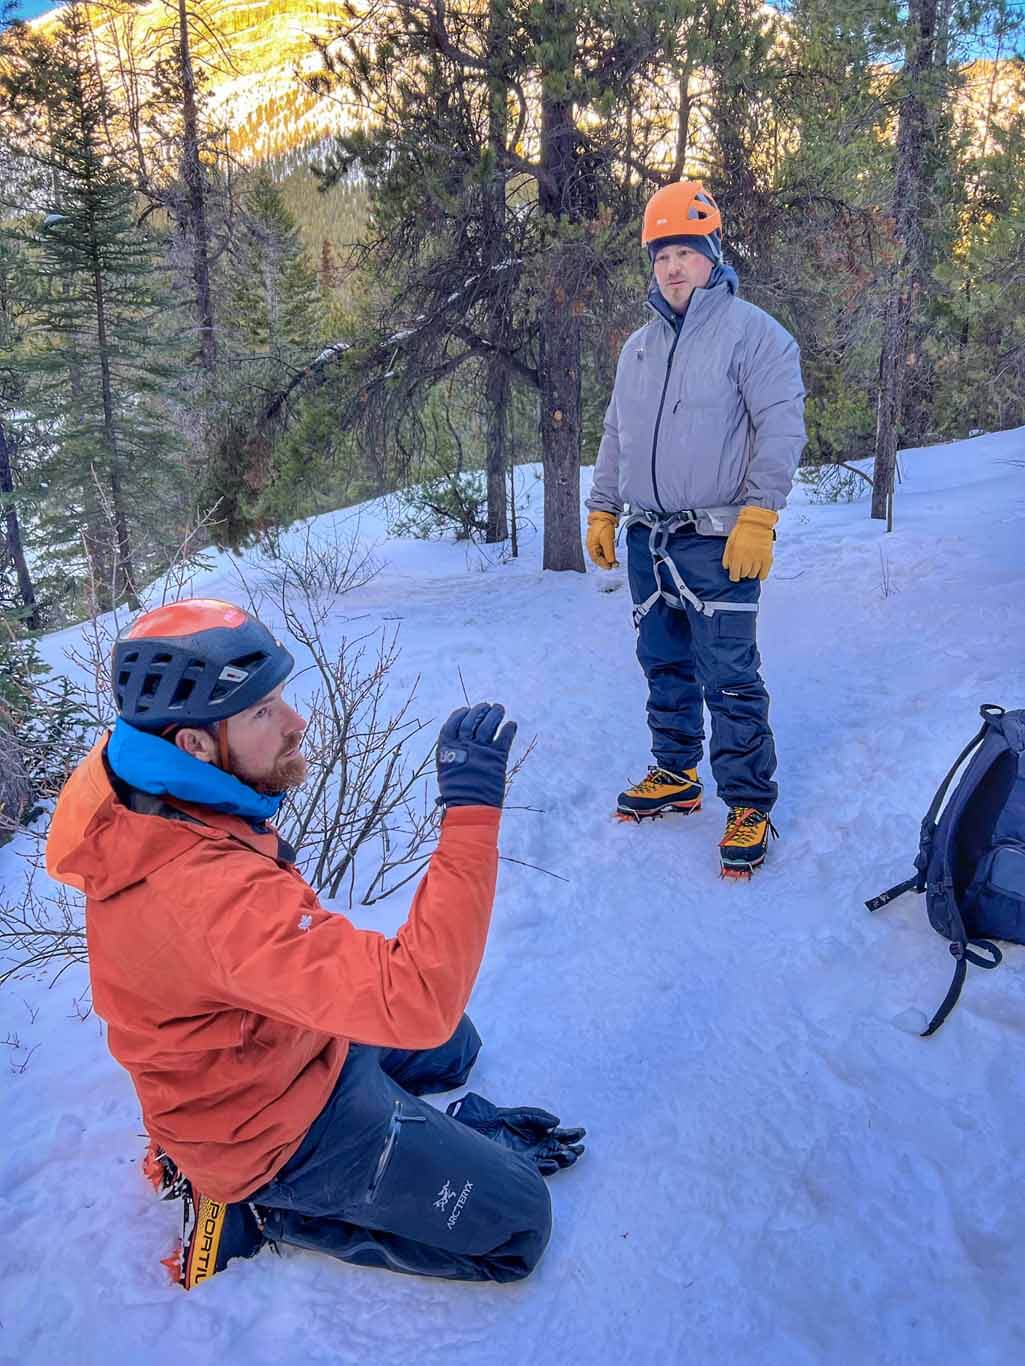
[436,702,517,809]
[439,747,468,765]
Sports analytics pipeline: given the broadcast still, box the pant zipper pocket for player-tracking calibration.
[365,1102,426,1204]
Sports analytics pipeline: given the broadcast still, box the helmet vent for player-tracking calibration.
[231,652,266,673]
[169,678,195,708]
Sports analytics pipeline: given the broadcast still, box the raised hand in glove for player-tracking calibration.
[721,505,778,582]
[586,510,619,570]
[447,1092,586,1177]
[436,702,517,809]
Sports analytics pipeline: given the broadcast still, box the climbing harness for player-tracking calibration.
[623,510,760,627]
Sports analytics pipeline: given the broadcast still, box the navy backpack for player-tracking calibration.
[867,705,1025,1036]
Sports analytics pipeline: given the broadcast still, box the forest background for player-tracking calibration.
[0,0,1023,778]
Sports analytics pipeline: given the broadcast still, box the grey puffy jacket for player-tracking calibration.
[586,279,807,536]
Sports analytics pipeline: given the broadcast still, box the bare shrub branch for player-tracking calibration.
[0,853,87,990]
[231,527,443,906]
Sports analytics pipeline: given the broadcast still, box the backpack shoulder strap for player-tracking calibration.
[921,938,1002,1037]
[922,706,1000,831]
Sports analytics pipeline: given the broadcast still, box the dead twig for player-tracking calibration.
[498,855,569,883]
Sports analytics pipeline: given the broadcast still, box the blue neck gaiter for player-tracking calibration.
[106,716,284,824]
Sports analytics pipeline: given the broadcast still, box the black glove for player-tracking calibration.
[446,1092,586,1177]
[436,702,517,809]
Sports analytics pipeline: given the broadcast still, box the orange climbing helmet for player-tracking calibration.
[642,181,723,261]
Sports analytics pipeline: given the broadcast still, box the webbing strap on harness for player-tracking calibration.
[623,511,759,624]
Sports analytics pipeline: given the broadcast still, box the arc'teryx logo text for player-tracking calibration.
[433,1179,474,1229]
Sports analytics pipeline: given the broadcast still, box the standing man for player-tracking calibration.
[585,181,806,878]
[47,598,583,1287]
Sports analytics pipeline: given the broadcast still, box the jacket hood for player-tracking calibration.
[46,737,283,900]
[46,738,208,899]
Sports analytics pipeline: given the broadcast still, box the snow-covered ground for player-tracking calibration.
[2,429,1024,1365]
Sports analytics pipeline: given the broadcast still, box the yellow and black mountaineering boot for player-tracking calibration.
[178,1182,266,1289]
[616,766,702,822]
[144,1139,264,1288]
[719,806,778,879]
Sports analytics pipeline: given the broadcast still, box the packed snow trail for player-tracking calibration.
[1,431,1024,1365]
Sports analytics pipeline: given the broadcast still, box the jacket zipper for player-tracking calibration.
[365,1101,426,1204]
[649,325,682,514]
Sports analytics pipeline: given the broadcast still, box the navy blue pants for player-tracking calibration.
[252,1017,552,1282]
[627,523,778,811]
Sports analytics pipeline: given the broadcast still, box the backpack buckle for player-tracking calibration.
[949,940,965,960]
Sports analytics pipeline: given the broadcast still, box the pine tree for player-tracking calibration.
[931,45,1025,437]
[5,4,176,610]
[0,229,40,630]
[226,172,321,366]
[196,172,325,547]
[314,0,691,570]
[170,0,219,375]
[767,0,898,477]
[319,238,340,292]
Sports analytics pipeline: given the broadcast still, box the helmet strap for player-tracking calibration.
[216,719,233,773]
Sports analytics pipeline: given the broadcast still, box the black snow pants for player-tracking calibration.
[251,1016,553,1282]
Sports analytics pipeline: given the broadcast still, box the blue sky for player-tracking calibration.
[8,0,55,19]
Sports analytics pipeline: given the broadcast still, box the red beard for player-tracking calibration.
[232,749,308,796]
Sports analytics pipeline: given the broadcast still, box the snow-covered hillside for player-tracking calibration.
[32,0,353,164]
[2,429,1024,1365]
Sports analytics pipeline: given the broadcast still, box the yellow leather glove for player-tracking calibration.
[722,506,778,582]
[586,510,620,570]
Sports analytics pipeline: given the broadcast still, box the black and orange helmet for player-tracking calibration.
[112,599,294,732]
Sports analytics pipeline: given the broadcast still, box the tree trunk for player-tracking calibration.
[66,342,115,611]
[93,265,141,608]
[0,422,39,630]
[482,0,510,543]
[0,721,33,840]
[537,0,585,572]
[539,264,585,573]
[873,285,909,527]
[672,64,693,180]
[484,358,509,542]
[177,0,217,374]
[872,0,939,521]
[901,0,957,448]
[508,408,519,560]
